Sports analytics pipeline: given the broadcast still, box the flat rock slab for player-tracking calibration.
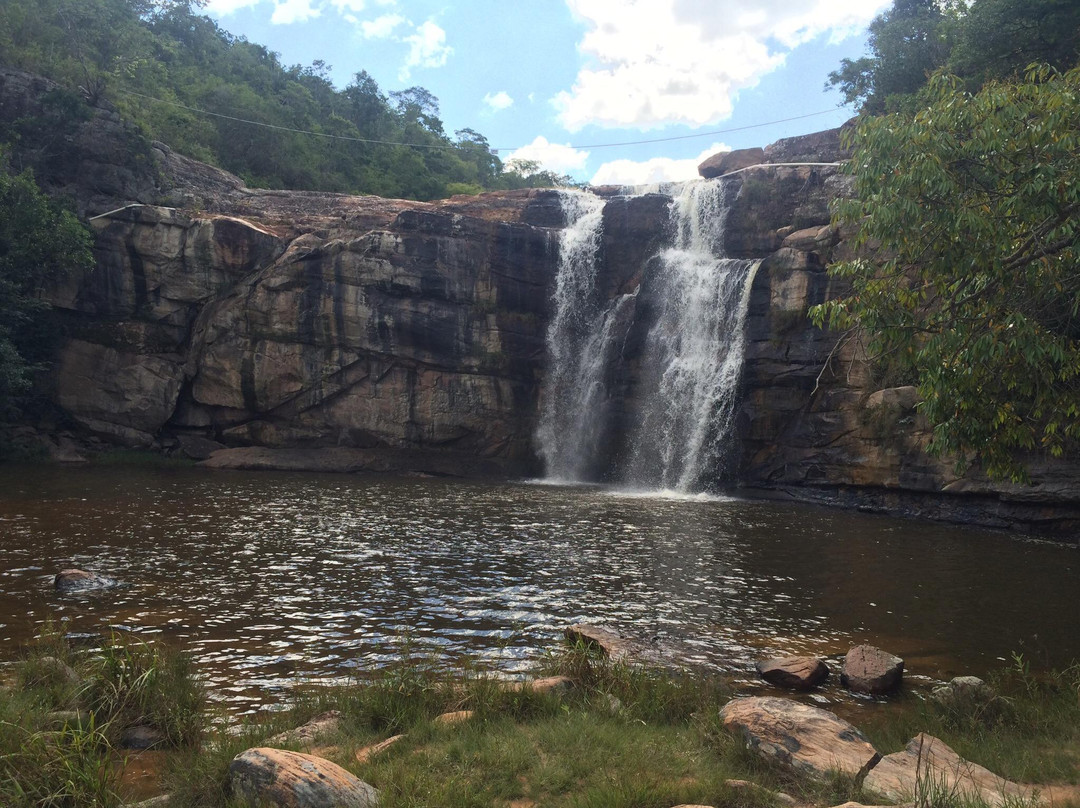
[266,710,343,748]
[841,645,904,695]
[54,569,119,592]
[756,656,830,690]
[229,747,378,808]
[863,733,1030,807]
[720,696,880,781]
[565,624,639,662]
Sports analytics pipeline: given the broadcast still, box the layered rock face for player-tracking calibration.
[5,67,1079,533]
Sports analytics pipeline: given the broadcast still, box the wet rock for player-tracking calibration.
[121,725,166,750]
[175,434,226,460]
[699,147,765,178]
[841,645,904,695]
[863,733,1031,807]
[54,569,119,592]
[565,624,638,662]
[755,656,830,691]
[930,676,995,708]
[266,710,343,748]
[229,747,379,808]
[434,710,474,726]
[355,734,405,764]
[719,696,881,781]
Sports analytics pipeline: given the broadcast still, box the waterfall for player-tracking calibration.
[535,191,609,482]
[538,181,757,493]
[627,181,758,491]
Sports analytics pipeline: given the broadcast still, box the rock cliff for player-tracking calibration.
[3,67,1079,535]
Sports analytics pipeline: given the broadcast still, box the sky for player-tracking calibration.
[201,0,890,185]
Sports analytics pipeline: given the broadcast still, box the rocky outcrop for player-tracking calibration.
[229,747,378,808]
[4,66,1080,535]
[719,696,881,781]
[863,733,1033,807]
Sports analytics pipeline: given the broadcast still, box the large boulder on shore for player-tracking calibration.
[863,733,1032,807]
[719,696,881,781]
[228,747,378,808]
[841,645,904,695]
[755,656,830,690]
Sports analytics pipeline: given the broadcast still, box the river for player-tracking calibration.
[1,464,1076,713]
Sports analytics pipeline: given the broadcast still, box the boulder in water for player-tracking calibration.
[54,569,119,592]
[720,696,881,781]
[841,645,904,695]
[229,747,378,808]
[755,656,830,690]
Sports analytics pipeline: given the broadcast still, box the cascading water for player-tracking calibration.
[538,180,757,493]
[535,191,610,483]
[627,181,759,492]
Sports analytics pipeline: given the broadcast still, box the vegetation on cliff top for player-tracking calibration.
[0,0,575,201]
[818,1,1080,480]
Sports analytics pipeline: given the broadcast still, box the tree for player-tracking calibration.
[811,65,1080,480]
[0,155,93,416]
[827,0,954,113]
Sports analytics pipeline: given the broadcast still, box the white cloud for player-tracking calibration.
[507,136,591,175]
[590,142,730,185]
[399,19,453,80]
[556,0,890,130]
[360,12,406,38]
[483,91,514,112]
[204,0,261,14]
[271,0,320,24]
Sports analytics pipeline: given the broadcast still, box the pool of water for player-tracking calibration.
[0,465,1076,713]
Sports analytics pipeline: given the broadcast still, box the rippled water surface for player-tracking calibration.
[1,465,1077,711]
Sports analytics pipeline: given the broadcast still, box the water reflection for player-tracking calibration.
[0,466,1076,711]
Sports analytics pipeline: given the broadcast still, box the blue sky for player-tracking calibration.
[203,0,889,184]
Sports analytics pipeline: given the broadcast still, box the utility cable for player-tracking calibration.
[116,88,841,153]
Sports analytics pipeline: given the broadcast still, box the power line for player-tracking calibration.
[117,88,841,153]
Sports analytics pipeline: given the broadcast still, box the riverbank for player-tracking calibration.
[3,628,1078,808]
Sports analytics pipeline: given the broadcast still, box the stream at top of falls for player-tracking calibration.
[1,465,1077,714]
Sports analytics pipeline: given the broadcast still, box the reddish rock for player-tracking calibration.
[355,734,405,764]
[699,147,765,178]
[841,645,904,695]
[720,696,880,781]
[54,569,118,592]
[565,624,638,662]
[755,656,829,690]
[434,710,474,726]
[228,747,378,808]
[863,733,1033,806]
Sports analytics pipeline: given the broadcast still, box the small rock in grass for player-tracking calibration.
[434,710,473,726]
[266,710,343,748]
[229,747,378,808]
[755,656,829,690]
[841,645,904,695]
[355,734,405,763]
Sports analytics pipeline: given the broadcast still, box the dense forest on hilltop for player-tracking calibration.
[0,0,572,200]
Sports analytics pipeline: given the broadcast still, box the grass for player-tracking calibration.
[0,624,207,807]
[4,632,1080,808]
[857,657,1080,786]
